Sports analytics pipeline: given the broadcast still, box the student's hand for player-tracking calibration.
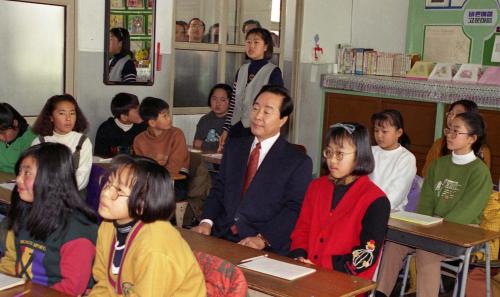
[191,222,212,235]
[238,236,266,250]
[217,131,228,153]
[295,257,314,265]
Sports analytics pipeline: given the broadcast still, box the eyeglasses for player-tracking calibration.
[443,128,470,138]
[323,148,356,161]
[101,182,130,200]
[330,123,356,134]
[211,96,228,101]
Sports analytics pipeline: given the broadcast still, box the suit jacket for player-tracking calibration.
[202,135,313,255]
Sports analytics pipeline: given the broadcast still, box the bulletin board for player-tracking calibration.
[406,0,500,66]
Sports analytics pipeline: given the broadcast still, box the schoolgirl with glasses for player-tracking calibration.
[289,123,390,281]
[422,99,491,176]
[89,155,205,297]
[375,112,492,297]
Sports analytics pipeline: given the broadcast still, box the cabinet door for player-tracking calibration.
[480,109,500,184]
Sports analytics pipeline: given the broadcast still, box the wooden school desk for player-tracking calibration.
[180,228,375,297]
[0,282,70,297]
[0,172,15,205]
[387,218,500,297]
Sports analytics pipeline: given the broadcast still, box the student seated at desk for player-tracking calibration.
[422,99,491,177]
[94,92,146,158]
[191,85,313,255]
[0,143,98,296]
[89,155,205,297]
[369,110,416,211]
[193,84,231,152]
[32,95,93,190]
[133,97,189,177]
[375,112,492,297]
[289,123,390,281]
[0,103,37,174]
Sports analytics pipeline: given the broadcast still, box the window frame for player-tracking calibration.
[170,0,286,114]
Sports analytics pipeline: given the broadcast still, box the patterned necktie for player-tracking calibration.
[242,142,261,194]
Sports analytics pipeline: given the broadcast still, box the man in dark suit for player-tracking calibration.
[191,85,313,255]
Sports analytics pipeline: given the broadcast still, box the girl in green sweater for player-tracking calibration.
[0,103,37,174]
[375,112,492,297]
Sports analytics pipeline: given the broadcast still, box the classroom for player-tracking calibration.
[0,0,499,296]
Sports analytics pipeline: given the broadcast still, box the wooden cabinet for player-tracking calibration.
[323,92,436,175]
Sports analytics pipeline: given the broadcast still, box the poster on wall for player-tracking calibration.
[464,9,497,26]
[423,25,471,63]
[491,35,500,62]
[425,0,468,9]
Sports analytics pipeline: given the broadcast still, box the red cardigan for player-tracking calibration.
[290,175,386,280]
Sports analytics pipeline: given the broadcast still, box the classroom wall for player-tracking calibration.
[296,0,409,174]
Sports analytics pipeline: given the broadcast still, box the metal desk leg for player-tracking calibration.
[486,243,491,297]
[459,247,473,297]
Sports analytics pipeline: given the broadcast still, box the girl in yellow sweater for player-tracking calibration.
[89,155,206,297]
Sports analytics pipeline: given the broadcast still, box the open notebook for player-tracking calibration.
[238,256,316,281]
[390,211,443,226]
[0,274,25,291]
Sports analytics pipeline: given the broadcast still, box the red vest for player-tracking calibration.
[290,175,386,280]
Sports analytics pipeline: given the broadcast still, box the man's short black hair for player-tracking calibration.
[242,19,261,33]
[253,85,293,119]
[139,97,169,123]
[111,93,140,118]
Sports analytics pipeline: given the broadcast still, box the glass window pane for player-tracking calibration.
[0,1,64,114]
[225,52,280,86]
[227,0,281,46]
[174,50,218,107]
[175,0,221,43]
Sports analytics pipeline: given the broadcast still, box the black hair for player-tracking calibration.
[110,27,134,59]
[32,94,89,136]
[139,97,169,122]
[207,83,232,106]
[189,18,205,31]
[448,99,478,113]
[176,20,188,29]
[242,19,262,33]
[111,93,140,118]
[8,143,97,241]
[253,85,293,119]
[440,99,480,157]
[453,112,486,159]
[245,28,274,60]
[0,103,28,133]
[371,109,411,148]
[326,123,375,176]
[109,155,175,222]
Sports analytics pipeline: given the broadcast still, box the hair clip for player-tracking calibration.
[330,123,356,134]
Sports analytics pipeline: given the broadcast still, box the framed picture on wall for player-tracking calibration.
[110,0,125,9]
[148,0,153,9]
[130,40,144,53]
[147,15,153,35]
[128,15,145,35]
[127,0,144,9]
[110,14,124,29]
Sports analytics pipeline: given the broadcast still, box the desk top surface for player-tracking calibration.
[179,228,375,297]
[388,218,500,247]
[0,282,70,297]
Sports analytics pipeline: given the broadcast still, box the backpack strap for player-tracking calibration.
[72,134,88,169]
